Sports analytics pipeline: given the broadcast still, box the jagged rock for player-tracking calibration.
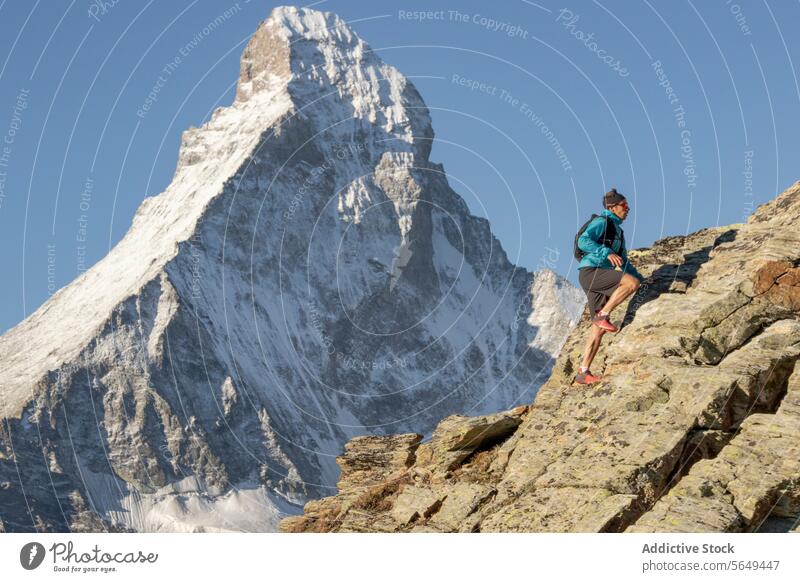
[630,359,800,533]
[413,411,523,476]
[279,433,421,532]
[338,512,402,533]
[336,433,422,493]
[391,486,443,525]
[283,181,800,533]
[428,483,494,531]
[678,429,734,474]
[480,487,639,533]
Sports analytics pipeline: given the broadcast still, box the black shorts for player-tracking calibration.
[579,267,624,315]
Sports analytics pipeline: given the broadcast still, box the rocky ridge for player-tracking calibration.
[282,181,800,533]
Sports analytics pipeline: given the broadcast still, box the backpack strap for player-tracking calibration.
[599,216,617,248]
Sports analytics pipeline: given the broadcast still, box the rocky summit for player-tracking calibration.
[282,181,800,533]
[0,7,582,532]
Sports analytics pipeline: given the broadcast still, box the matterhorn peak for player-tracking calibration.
[0,6,582,533]
[237,5,358,98]
[235,6,432,160]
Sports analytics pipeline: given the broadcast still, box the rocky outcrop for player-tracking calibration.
[282,181,800,533]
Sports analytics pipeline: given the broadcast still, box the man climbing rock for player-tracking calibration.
[574,188,645,385]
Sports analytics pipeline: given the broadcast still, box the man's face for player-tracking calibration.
[610,200,629,220]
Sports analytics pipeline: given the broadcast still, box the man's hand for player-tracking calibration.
[607,253,623,267]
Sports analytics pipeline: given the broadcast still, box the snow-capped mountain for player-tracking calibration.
[0,6,583,533]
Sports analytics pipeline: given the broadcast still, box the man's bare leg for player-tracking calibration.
[580,324,606,371]
[599,274,640,315]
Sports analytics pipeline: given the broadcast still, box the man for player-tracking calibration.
[574,188,645,385]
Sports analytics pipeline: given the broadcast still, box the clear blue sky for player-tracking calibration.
[0,0,798,333]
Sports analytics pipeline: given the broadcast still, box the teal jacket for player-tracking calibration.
[577,209,644,281]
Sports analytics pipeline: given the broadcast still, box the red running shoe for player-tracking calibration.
[575,369,603,385]
[592,311,618,332]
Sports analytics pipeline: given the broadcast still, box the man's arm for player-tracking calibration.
[620,245,645,281]
[577,218,612,260]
